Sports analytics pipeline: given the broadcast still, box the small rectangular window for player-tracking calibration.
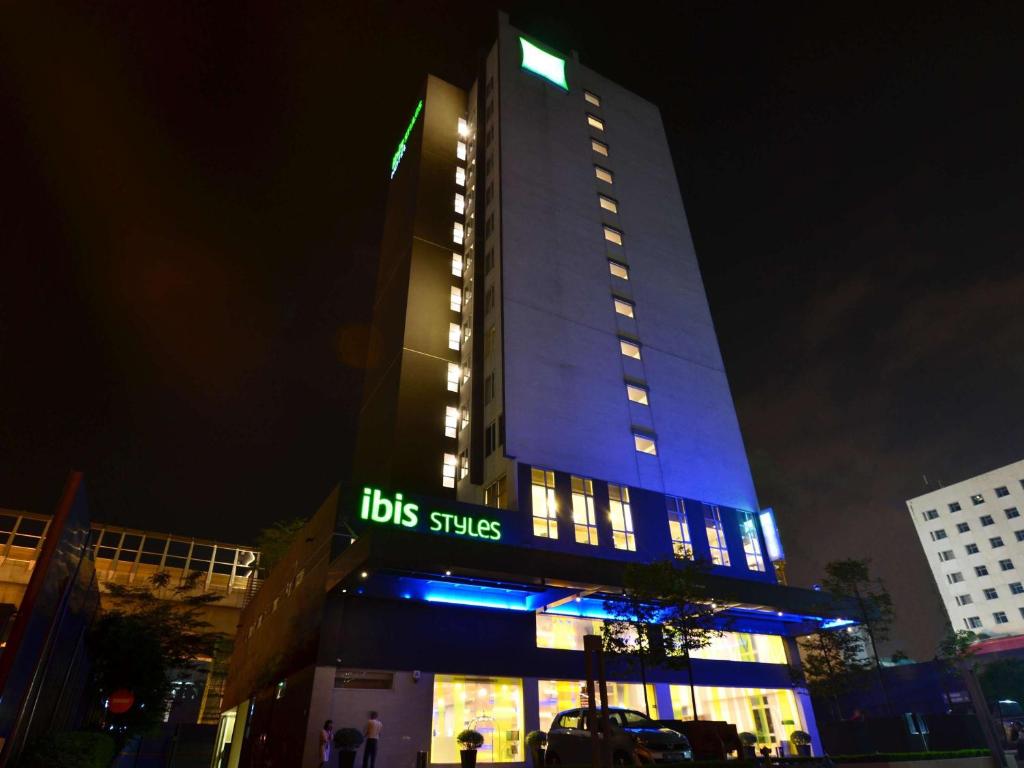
[1016,530,1024,542]
[595,166,613,184]
[930,529,947,541]
[994,612,1009,624]
[666,497,691,559]
[1007,508,1020,519]
[484,476,507,508]
[459,450,469,479]
[948,572,964,583]
[584,90,601,106]
[591,138,609,157]
[957,522,970,533]
[614,298,635,318]
[483,373,494,405]
[972,494,985,505]
[448,323,461,351]
[1000,558,1015,571]
[938,550,955,562]
[456,141,467,160]
[1012,582,1024,595]
[981,515,994,526]
[966,543,980,554]
[599,194,619,213]
[626,383,649,405]
[956,594,973,606]
[703,505,730,566]
[991,537,1005,548]
[456,167,466,187]
[457,117,469,138]
[996,486,1010,497]
[619,339,641,359]
[608,484,636,551]
[451,252,463,278]
[949,502,962,512]
[444,406,459,438]
[976,565,989,576]
[442,453,457,488]
[453,222,464,245]
[603,226,623,245]
[447,363,460,393]
[966,616,982,628]
[454,192,465,215]
[609,260,629,280]
[587,114,605,131]
[984,587,999,600]
[634,433,657,455]
[531,468,558,539]
[450,285,462,312]
[571,476,599,546]
[922,509,939,520]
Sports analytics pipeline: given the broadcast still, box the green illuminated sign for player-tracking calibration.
[519,37,568,91]
[360,487,502,541]
[390,100,423,179]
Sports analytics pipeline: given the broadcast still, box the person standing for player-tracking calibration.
[362,712,383,768]
[320,720,334,768]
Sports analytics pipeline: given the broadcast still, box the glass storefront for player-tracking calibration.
[538,680,659,731]
[432,676,524,764]
[668,686,804,746]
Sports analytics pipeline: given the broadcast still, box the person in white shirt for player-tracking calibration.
[362,712,383,768]
[319,720,333,768]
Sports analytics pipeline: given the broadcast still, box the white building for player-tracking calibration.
[907,459,1024,636]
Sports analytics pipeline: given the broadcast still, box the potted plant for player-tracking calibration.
[457,730,484,768]
[737,732,758,759]
[789,731,812,757]
[525,731,546,768]
[334,728,364,768]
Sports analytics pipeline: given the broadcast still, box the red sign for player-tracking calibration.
[108,689,135,714]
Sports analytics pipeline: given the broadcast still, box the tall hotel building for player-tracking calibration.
[219,16,855,768]
[907,459,1024,637]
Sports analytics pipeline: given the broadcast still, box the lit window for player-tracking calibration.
[972,494,985,505]
[444,406,459,438]
[966,616,982,628]
[447,363,460,393]
[457,117,469,138]
[454,192,465,215]
[571,476,598,546]
[591,138,609,156]
[667,685,802,739]
[608,484,636,551]
[442,453,457,488]
[450,286,462,312]
[595,166,613,184]
[456,167,466,187]
[461,408,470,429]
[587,114,605,131]
[994,611,1009,625]
[531,468,558,539]
[633,434,656,455]
[453,222,464,245]
[451,252,463,278]
[609,260,629,280]
[536,613,605,651]
[484,476,507,509]
[614,298,634,318]
[448,323,461,351]
[626,383,648,405]
[599,194,618,213]
[704,505,731,566]
[619,339,641,359]
[603,226,623,245]
[690,632,788,664]
[459,451,469,479]
[741,512,766,572]
[456,141,467,161]
[539,680,655,733]
[584,90,601,107]
[431,675,524,764]
[667,497,692,559]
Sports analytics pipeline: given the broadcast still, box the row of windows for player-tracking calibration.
[964,611,1016,629]
[945,558,1017,582]
[922,482,1024,519]
[529,468,765,571]
[925,506,1020,523]
[955,581,1024,604]
[934,530,1016,550]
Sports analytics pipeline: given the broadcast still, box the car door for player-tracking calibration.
[561,710,588,764]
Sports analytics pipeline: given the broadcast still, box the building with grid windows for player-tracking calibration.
[0,507,259,725]
[907,458,1024,638]
[219,15,858,768]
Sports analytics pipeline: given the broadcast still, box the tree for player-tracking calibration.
[255,517,306,573]
[796,625,871,721]
[936,628,977,711]
[978,659,1024,704]
[602,558,723,719]
[820,559,897,715]
[89,571,224,736]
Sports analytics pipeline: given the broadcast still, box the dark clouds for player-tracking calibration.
[1,1,1022,659]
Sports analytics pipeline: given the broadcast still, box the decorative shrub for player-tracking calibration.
[525,731,547,749]
[789,731,812,746]
[737,732,758,747]
[457,730,485,750]
[334,728,365,751]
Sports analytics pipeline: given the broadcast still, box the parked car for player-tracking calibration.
[546,707,693,765]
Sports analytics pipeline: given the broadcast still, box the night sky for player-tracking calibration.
[2,1,1022,659]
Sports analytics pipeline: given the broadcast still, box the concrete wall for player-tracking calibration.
[496,19,759,513]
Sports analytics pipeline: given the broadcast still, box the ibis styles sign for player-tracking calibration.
[359,487,503,542]
[390,100,423,179]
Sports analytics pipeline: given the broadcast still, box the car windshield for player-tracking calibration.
[613,710,659,729]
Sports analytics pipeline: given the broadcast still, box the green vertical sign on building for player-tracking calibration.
[390,99,424,179]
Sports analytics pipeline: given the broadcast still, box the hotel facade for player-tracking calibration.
[219,16,855,768]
